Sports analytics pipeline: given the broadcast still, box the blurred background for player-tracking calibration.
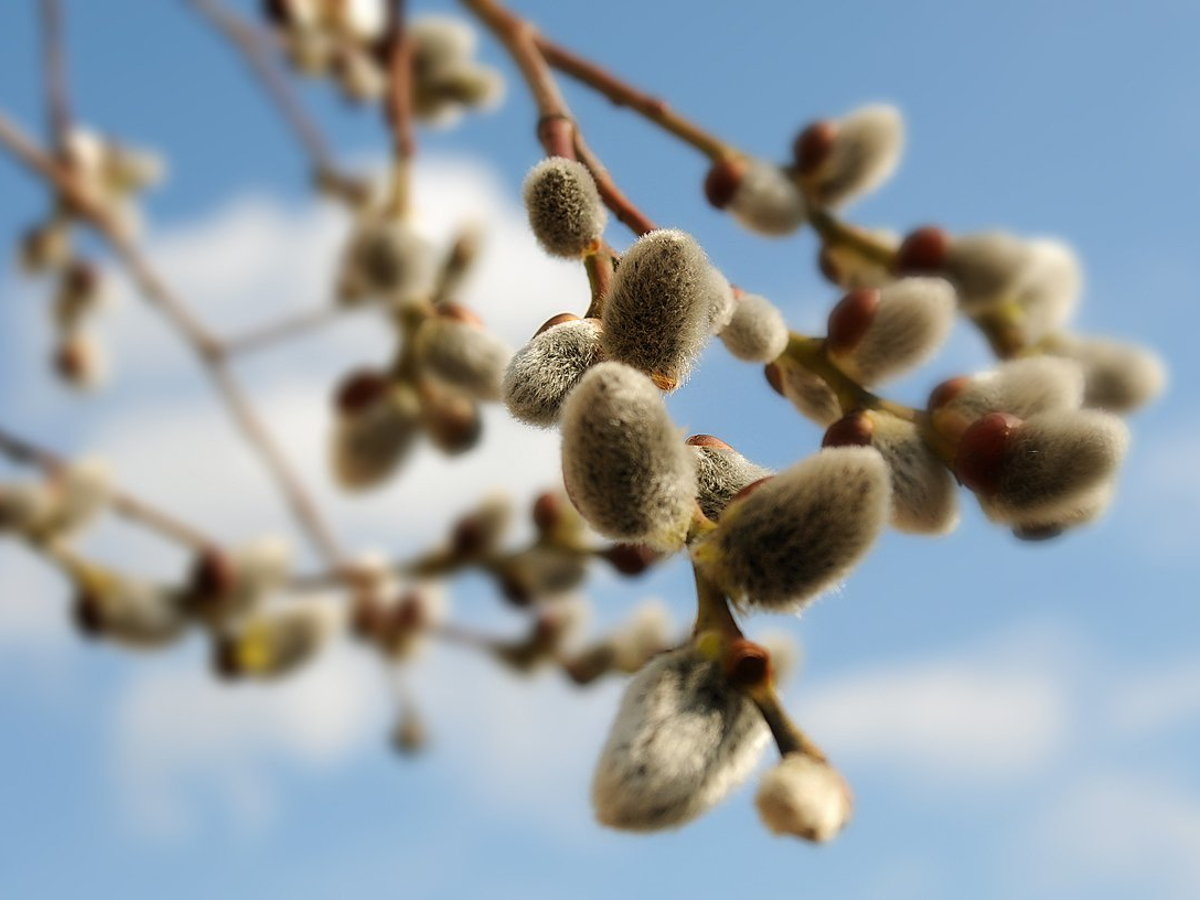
[1,1,1198,897]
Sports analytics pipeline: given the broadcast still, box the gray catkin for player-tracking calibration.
[331,384,422,490]
[415,318,512,402]
[729,159,809,236]
[601,230,731,389]
[1046,335,1167,414]
[777,362,842,426]
[692,445,774,522]
[984,409,1128,527]
[948,357,1085,422]
[867,412,958,535]
[560,362,697,550]
[83,578,188,649]
[830,277,955,385]
[695,446,891,612]
[522,158,608,258]
[502,318,604,427]
[811,104,904,208]
[337,216,437,305]
[592,647,768,831]
[718,292,789,362]
[943,232,1032,311]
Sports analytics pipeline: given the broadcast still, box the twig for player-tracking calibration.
[188,0,342,180]
[382,0,416,215]
[221,304,354,357]
[0,425,217,551]
[0,110,346,569]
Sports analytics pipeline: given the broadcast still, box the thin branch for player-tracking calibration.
[0,110,346,569]
[40,0,72,150]
[188,0,341,179]
[382,0,416,215]
[572,130,657,236]
[0,425,217,551]
[221,304,353,357]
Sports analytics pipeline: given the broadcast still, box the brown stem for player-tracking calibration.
[189,0,342,179]
[0,110,345,568]
[222,305,354,357]
[40,0,72,150]
[808,208,897,269]
[750,686,828,761]
[572,130,657,237]
[0,426,217,551]
[534,33,731,161]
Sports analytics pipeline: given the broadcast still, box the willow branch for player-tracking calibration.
[221,304,355,357]
[0,110,346,569]
[188,0,342,179]
[0,426,217,551]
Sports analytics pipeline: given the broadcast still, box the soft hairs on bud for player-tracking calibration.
[522,158,608,258]
[979,410,1129,529]
[592,647,768,831]
[718,293,789,362]
[769,358,842,426]
[415,318,512,402]
[828,278,956,385]
[943,232,1032,311]
[691,444,774,522]
[331,383,422,490]
[337,215,437,305]
[602,230,732,389]
[728,159,809,236]
[870,413,958,534]
[1046,335,1167,413]
[807,104,904,209]
[694,447,890,612]
[502,318,604,427]
[560,363,697,550]
[933,357,1085,442]
[756,753,853,842]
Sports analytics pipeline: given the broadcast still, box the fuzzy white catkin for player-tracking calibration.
[414,318,512,402]
[601,230,731,389]
[944,232,1033,311]
[694,447,891,612]
[775,360,842,427]
[335,0,388,42]
[727,159,809,236]
[592,647,768,831]
[866,412,959,535]
[829,277,956,385]
[945,357,1086,423]
[222,601,338,678]
[0,482,56,536]
[560,363,697,550]
[502,318,604,427]
[410,15,477,78]
[77,574,188,649]
[809,104,904,208]
[206,535,293,626]
[331,383,422,490]
[46,458,112,539]
[337,215,437,306]
[522,158,608,258]
[982,410,1129,528]
[1046,335,1167,413]
[1011,240,1082,343]
[718,292,789,362]
[756,753,853,842]
[691,444,774,522]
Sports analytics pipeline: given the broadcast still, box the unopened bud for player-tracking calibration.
[72,569,188,649]
[418,379,483,455]
[1045,335,1167,413]
[450,492,512,559]
[693,447,890,613]
[592,647,767,831]
[561,363,698,550]
[19,220,72,273]
[53,333,107,391]
[756,753,853,842]
[502,316,604,427]
[826,277,956,385]
[337,214,437,305]
[601,229,732,390]
[796,104,904,208]
[718,292,789,362]
[522,158,608,258]
[711,158,808,236]
[415,314,512,402]
[214,600,337,680]
[767,357,841,426]
[331,377,421,489]
[689,436,774,522]
[894,225,950,275]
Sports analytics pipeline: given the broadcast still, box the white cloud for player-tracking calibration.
[1107,661,1200,737]
[799,626,1077,783]
[1025,772,1200,900]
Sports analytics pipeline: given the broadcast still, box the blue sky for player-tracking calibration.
[2,1,1199,898]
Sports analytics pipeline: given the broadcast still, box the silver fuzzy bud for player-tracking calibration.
[689,437,774,522]
[728,159,809,236]
[502,317,604,427]
[1010,240,1082,344]
[336,214,437,306]
[1046,335,1167,414]
[807,104,904,209]
[414,316,512,402]
[602,229,732,390]
[693,447,891,613]
[331,381,422,490]
[592,646,768,831]
[522,158,608,258]
[74,569,188,649]
[828,278,956,385]
[560,362,697,550]
[718,292,789,362]
[937,356,1086,429]
[769,358,842,427]
[866,412,958,535]
[756,753,853,842]
[944,231,1033,312]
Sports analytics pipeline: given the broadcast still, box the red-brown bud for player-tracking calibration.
[534,312,580,337]
[954,412,1022,495]
[826,288,880,354]
[792,120,838,175]
[334,369,390,416]
[703,156,747,210]
[601,543,660,576]
[895,226,950,274]
[764,361,785,396]
[685,434,734,451]
[822,411,875,448]
[724,638,772,688]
